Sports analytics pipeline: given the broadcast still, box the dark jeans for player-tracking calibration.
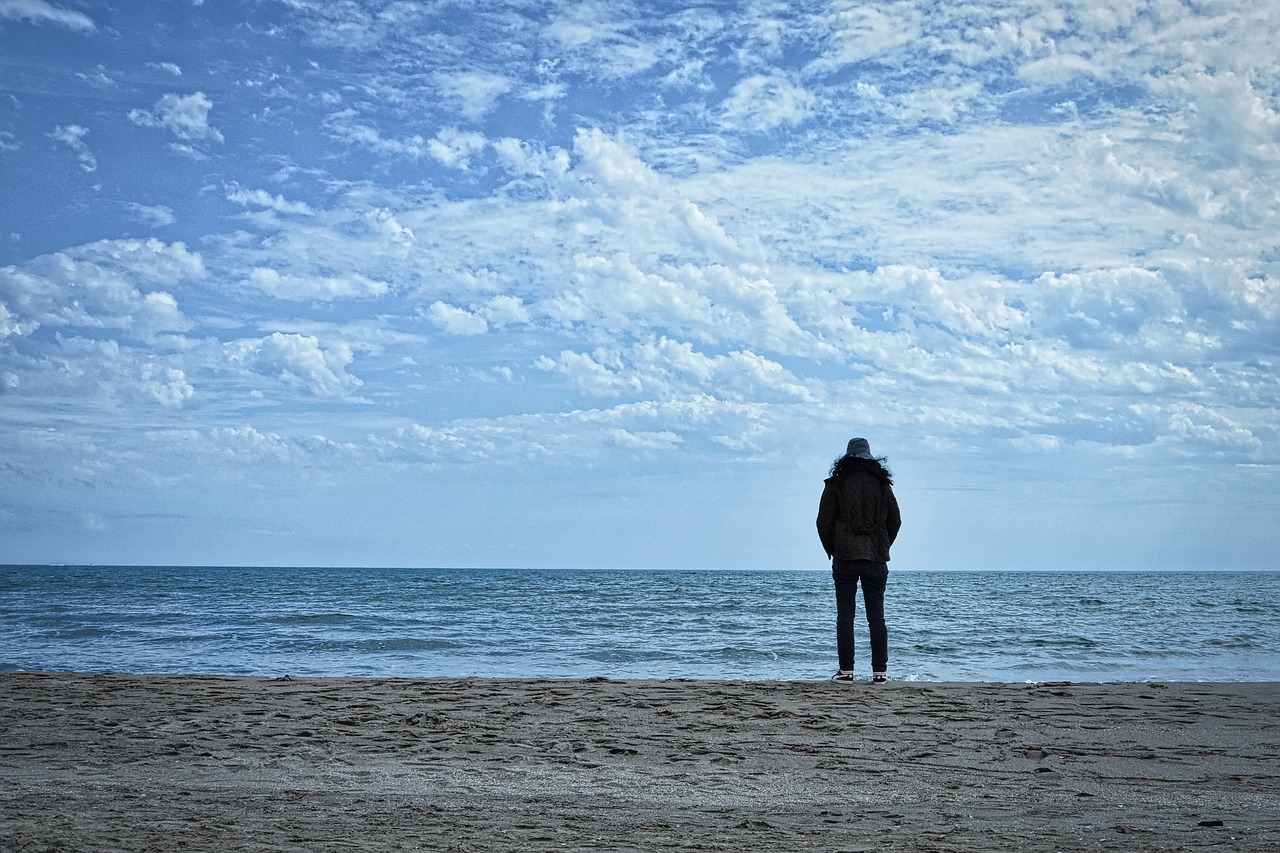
[832,557,889,673]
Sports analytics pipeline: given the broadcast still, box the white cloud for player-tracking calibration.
[886,81,983,124]
[168,142,210,160]
[436,71,512,122]
[1088,134,1222,219]
[0,0,94,32]
[139,362,194,408]
[247,267,389,301]
[483,295,529,327]
[1020,52,1101,84]
[128,92,224,142]
[428,127,488,170]
[123,203,176,227]
[209,425,302,464]
[0,300,33,338]
[429,301,488,335]
[1,335,196,412]
[382,394,752,465]
[1158,66,1280,172]
[75,65,116,88]
[0,239,200,338]
[572,128,656,189]
[536,348,640,396]
[1160,401,1264,454]
[539,337,816,404]
[608,428,682,451]
[543,5,663,79]
[324,110,426,157]
[225,184,315,215]
[1240,274,1280,320]
[541,251,804,352]
[1030,267,1186,350]
[493,136,572,179]
[719,74,813,131]
[807,2,919,73]
[49,124,96,172]
[225,332,361,398]
[544,252,709,336]
[364,209,416,253]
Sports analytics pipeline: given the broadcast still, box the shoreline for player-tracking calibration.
[3,673,1278,851]
[6,669,1280,685]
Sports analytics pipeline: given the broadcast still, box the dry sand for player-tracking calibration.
[1,673,1277,851]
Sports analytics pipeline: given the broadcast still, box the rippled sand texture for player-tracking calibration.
[2,674,1277,851]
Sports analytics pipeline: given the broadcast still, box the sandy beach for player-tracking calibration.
[1,673,1277,851]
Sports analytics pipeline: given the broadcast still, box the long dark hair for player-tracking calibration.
[829,454,893,485]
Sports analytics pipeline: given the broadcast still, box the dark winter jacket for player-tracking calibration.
[816,458,902,562]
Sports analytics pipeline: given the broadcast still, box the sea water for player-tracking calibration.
[1,566,1276,683]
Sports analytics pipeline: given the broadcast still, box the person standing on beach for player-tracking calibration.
[816,437,901,684]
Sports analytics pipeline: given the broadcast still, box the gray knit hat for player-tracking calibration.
[846,437,873,459]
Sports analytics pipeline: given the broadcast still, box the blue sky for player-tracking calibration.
[1,0,1277,571]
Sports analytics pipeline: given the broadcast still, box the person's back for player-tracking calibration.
[819,456,900,563]
[816,437,901,684]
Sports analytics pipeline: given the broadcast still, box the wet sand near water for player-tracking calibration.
[2,673,1277,851]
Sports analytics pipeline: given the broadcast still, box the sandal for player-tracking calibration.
[830,671,855,683]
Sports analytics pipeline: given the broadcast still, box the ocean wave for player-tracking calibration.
[1,566,1277,682]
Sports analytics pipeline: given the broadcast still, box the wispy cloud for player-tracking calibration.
[123,202,176,227]
[49,124,96,172]
[0,0,94,33]
[225,184,314,216]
